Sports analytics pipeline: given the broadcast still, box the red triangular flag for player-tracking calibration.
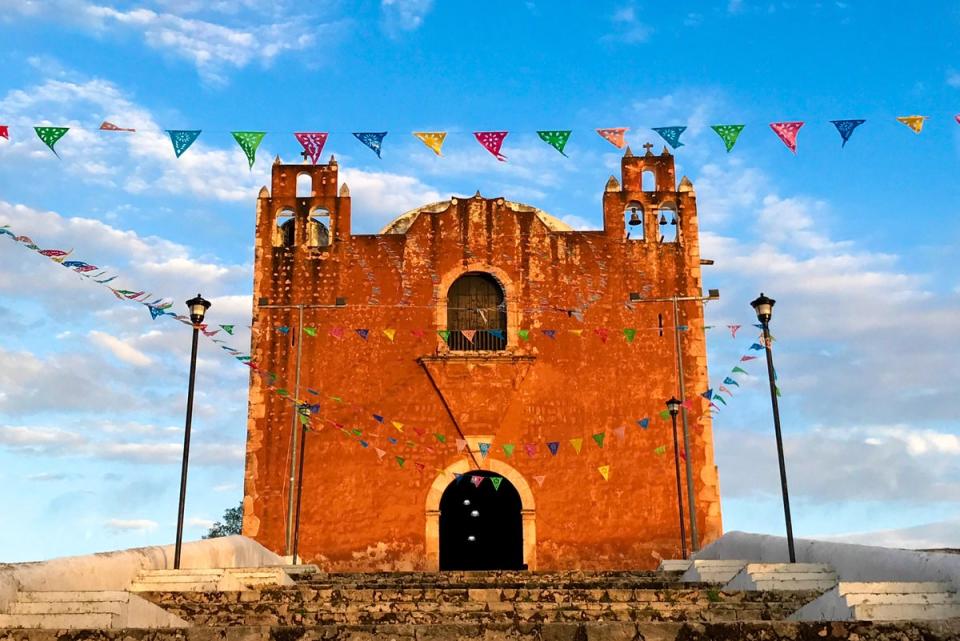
[594,327,609,343]
[728,324,741,338]
[295,132,328,164]
[460,329,476,343]
[99,121,135,132]
[474,131,508,161]
[769,121,804,154]
[1,125,10,139]
[470,475,484,488]
[596,127,629,148]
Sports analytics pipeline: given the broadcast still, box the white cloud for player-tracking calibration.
[0,1,335,84]
[188,517,215,528]
[948,69,960,88]
[105,518,158,532]
[380,0,434,34]
[89,329,153,366]
[341,168,442,231]
[817,517,960,549]
[601,4,652,44]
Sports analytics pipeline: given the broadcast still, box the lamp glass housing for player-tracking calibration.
[666,396,682,416]
[751,293,776,322]
[186,294,211,325]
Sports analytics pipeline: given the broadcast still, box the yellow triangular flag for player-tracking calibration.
[570,438,583,454]
[383,328,396,341]
[598,465,610,481]
[896,115,927,134]
[568,329,583,337]
[392,421,404,432]
[413,131,446,155]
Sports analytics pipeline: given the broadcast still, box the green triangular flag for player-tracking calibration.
[490,476,503,491]
[592,432,605,448]
[536,130,572,157]
[231,131,266,169]
[775,386,782,397]
[710,124,745,152]
[220,324,235,335]
[396,456,405,467]
[299,413,309,426]
[518,329,530,341]
[623,328,636,343]
[438,330,450,341]
[503,443,515,457]
[277,388,289,396]
[303,327,317,336]
[352,428,362,436]
[714,395,727,406]
[658,409,670,420]
[434,433,446,443]
[732,366,748,374]
[34,126,69,157]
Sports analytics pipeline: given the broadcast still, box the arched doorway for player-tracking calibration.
[439,470,523,570]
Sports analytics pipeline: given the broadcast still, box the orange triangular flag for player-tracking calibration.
[392,421,404,432]
[896,115,927,134]
[383,328,396,341]
[413,131,446,155]
[533,475,545,487]
[375,448,386,460]
[570,438,583,454]
[598,465,610,481]
[461,329,476,343]
[596,127,629,148]
[568,329,583,337]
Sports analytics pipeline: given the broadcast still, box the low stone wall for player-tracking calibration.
[696,531,960,589]
[0,536,283,611]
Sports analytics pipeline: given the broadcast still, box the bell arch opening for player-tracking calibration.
[446,272,507,351]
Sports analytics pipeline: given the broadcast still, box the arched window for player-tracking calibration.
[275,209,295,248]
[624,201,644,241]
[307,208,331,248]
[642,170,656,192]
[658,203,678,243]
[446,272,506,351]
[296,173,312,198]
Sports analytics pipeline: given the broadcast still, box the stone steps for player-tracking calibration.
[130,567,294,593]
[724,562,838,592]
[680,559,749,584]
[791,581,960,622]
[4,620,959,640]
[0,591,188,629]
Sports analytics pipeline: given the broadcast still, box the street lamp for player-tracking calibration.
[750,293,796,563]
[174,293,211,570]
[666,396,688,560]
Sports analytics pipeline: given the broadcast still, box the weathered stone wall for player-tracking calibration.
[243,148,723,570]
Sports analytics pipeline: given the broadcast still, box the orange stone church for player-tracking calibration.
[242,145,723,571]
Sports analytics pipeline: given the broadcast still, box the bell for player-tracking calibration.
[670,216,677,226]
[628,209,642,226]
[659,214,667,225]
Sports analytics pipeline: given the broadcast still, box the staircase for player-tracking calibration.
[724,562,839,591]
[0,591,188,629]
[129,567,295,592]
[791,582,960,621]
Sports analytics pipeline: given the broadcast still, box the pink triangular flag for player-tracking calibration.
[295,132,328,164]
[456,438,467,452]
[473,131,508,161]
[613,425,626,440]
[533,475,545,487]
[460,329,476,343]
[330,327,344,338]
[728,324,741,338]
[524,443,537,457]
[955,114,960,126]
[375,448,386,460]
[769,121,804,154]
[596,127,629,148]
[470,475,484,488]
[411,328,426,339]
[0,125,8,140]
[99,121,135,132]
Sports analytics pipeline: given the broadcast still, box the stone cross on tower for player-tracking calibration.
[642,142,654,154]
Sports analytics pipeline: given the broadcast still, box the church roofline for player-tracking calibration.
[379,198,575,235]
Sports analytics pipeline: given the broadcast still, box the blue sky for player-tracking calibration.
[1,0,959,561]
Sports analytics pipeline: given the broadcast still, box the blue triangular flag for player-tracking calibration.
[749,343,763,351]
[148,306,164,320]
[542,329,556,339]
[373,414,384,423]
[830,119,865,148]
[166,130,201,158]
[356,328,369,340]
[652,126,687,149]
[388,437,398,445]
[701,388,714,400]
[454,472,464,482]
[637,418,650,429]
[547,441,560,456]
[723,377,740,387]
[353,132,387,158]
[478,442,491,458]
[359,440,369,448]
[277,326,290,334]
[487,329,505,339]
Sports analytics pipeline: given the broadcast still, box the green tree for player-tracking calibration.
[204,501,243,538]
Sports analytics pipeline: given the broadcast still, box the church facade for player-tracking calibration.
[242,146,723,570]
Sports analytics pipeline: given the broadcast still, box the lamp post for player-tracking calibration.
[666,396,688,560]
[750,293,796,563]
[174,293,211,570]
